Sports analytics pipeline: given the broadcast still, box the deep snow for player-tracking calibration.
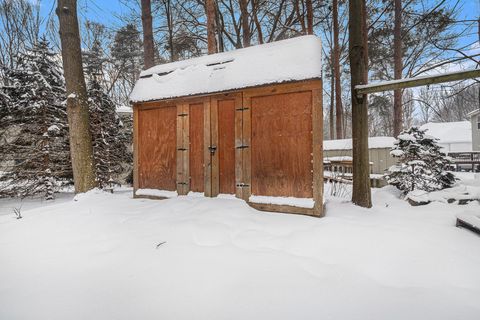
[0,185,479,320]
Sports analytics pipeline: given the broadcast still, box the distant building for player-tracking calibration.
[323,137,396,174]
[467,109,480,151]
[419,121,472,152]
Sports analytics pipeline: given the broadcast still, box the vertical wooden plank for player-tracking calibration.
[312,85,324,217]
[182,104,190,194]
[204,99,212,197]
[210,98,219,196]
[189,103,204,192]
[217,99,236,194]
[242,95,252,201]
[176,104,189,195]
[133,104,139,194]
[234,95,244,199]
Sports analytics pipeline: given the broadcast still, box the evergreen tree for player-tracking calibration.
[385,127,456,194]
[111,23,143,105]
[0,39,72,199]
[84,40,131,188]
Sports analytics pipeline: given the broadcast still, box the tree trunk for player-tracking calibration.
[141,0,155,69]
[349,0,372,208]
[393,0,403,137]
[251,0,263,44]
[333,0,343,139]
[330,56,335,140]
[56,0,97,193]
[206,0,217,54]
[240,0,250,47]
[306,0,313,35]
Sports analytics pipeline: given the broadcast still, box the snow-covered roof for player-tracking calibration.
[130,35,322,102]
[323,136,396,151]
[116,105,133,114]
[467,109,480,117]
[419,121,471,144]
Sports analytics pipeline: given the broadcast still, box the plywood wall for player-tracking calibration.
[137,106,177,190]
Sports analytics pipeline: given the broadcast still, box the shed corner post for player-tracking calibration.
[312,84,324,217]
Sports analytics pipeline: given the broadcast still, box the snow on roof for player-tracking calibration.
[116,105,133,114]
[419,121,471,144]
[129,35,322,102]
[323,136,396,151]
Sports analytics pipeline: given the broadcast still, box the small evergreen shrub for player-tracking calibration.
[385,127,456,194]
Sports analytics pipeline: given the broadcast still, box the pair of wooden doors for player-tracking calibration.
[176,93,241,197]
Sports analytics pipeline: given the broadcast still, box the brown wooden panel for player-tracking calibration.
[217,99,236,194]
[251,91,313,198]
[138,106,177,190]
[189,103,204,192]
[203,100,212,197]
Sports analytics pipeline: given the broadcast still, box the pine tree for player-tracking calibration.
[0,39,72,199]
[385,127,456,194]
[84,40,130,188]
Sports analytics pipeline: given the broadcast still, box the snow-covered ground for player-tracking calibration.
[0,184,479,319]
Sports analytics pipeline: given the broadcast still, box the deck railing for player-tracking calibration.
[447,151,480,171]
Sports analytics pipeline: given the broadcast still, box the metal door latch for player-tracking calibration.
[208,145,217,154]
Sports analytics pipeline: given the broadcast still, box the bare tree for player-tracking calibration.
[333,0,343,139]
[0,0,41,73]
[206,0,217,53]
[349,0,372,208]
[56,0,97,193]
[239,0,250,47]
[141,0,155,69]
[392,0,402,137]
[306,0,313,35]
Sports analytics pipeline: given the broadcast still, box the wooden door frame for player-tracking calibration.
[209,92,243,197]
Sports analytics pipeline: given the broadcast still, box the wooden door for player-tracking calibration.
[249,91,313,198]
[210,94,242,196]
[137,106,177,191]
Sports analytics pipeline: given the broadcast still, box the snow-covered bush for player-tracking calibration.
[385,127,455,194]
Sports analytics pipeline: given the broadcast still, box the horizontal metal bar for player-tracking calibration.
[236,145,249,149]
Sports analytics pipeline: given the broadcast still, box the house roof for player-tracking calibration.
[323,136,396,151]
[129,35,322,103]
[419,121,472,144]
[116,105,133,114]
[466,109,480,117]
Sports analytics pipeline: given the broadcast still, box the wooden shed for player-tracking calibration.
[130,35,324,217]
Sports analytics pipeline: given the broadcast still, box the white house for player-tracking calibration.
[419,121,472,152]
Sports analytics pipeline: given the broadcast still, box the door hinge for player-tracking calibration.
[236,107,249,111]
[236,145,249,149]
[177,147,188,151]
[177,113,188,117]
